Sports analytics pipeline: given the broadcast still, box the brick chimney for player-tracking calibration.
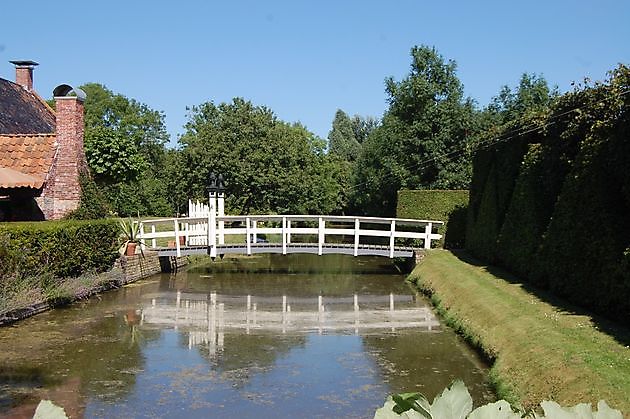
[9,60,38,91]
[41,85,88,219]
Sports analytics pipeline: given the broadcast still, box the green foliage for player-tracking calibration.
[374,381,622,419]
[465,136,530,262]
[328,109,361,161]
[396,190,469,248]
[81,83,169,167]
[64,174,112,220]
[354,45,478,216]
[80,83,175,216]
[179,98,343,215]
[465,64,630,321]
[0,219,119,278]
[84,126,147,182]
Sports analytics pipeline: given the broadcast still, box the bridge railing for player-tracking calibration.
[137,215,443,258]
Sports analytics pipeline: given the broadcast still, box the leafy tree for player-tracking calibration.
[351,115,379,144]
[179,98,342,215]
[81,83,169,167]
[485,73,557,126]
[84,126,147,183]
[79,83,174,217]
[328,109,361,161]
[353,45,478,216]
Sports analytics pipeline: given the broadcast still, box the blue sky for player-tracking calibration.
[1,1,628,146]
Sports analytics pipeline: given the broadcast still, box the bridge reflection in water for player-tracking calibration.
[138,291,440,353]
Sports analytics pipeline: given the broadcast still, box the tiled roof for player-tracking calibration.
[0,166,43,189]
[0,134,57,185]
[0,77,56,135]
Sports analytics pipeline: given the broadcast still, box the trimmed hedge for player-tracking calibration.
[396,190,469,248]
[0,219,119,278]
[465,64,630,322]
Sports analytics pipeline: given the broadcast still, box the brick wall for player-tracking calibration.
[39,96,87,219]
[15,66,34,91]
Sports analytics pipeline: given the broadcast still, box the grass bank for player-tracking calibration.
[0,270,126,325]
[408,250,630,413]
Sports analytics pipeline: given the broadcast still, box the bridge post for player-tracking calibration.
[282,216,287,255]
[424,222,433,249]
[209,194,217,258]
[174,219,181,257]
[286,219,292,244]
[389,220,396,258]
[318,217,324,255]
[252,220,257,244]
[246,217,251,255]
[354,218,360,257]
[151,224,156,248]
[218,191,225,245]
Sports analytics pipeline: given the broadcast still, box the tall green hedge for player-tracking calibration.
[466,64,630,322]
[396,190,469,248]
[0,219,120,278]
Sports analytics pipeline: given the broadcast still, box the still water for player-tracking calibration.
[0,254,493,418]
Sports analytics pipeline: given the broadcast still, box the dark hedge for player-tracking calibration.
[465,64,630,322]
[396,189,469,248]
[0,219,119,279]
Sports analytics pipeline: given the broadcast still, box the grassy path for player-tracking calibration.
[409,250,629,413]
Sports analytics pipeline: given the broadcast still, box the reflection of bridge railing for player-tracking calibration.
[139,291,440,337]
[138,215,443,258]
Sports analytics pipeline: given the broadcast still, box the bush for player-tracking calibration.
[0,219,119,278]
[396,190,469,248]
[465,64,630,322]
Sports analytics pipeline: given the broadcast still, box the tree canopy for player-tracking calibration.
[179,98,342,215]
[352,45,478,215]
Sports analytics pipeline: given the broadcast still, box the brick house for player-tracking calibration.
[0,61,86,221]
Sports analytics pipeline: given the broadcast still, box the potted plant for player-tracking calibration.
[119,218,144,257]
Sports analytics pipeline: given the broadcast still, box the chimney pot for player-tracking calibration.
[9,60,39,91]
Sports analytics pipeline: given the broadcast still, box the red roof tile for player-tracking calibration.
[0,134,57,184]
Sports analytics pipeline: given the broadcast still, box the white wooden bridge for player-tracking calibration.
[137,200,443,259]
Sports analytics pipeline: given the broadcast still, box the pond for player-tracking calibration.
[0,254,493,418]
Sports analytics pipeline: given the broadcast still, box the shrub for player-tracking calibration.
[396,190,469,248]
[0,219,119,278]
[465,64,630,321]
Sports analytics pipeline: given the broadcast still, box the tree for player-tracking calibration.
[179,98,342,215]
[353,45,478,215]
[328,109,361,161]
[79,83,173,217]
[486,73,557,125]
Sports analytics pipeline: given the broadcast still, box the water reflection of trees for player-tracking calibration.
[0,283,163,416]
[185,332,306,388]
[168,255,412,298]
[362,331,494,405]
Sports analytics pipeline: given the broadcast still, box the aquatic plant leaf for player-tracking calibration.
[392,392,431,417]
[33,400,68,419]
[540,400,595,419]
[374,397,427,419]
[430,380,472,419]
[468,400,520,419]
[594,401,623,419]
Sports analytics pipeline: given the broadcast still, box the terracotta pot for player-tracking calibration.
[126,242,138,256]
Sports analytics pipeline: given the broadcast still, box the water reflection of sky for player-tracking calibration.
[0,255,494,417]
[85,331,388,418]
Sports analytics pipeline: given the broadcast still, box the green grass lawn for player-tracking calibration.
[409,250,630,413]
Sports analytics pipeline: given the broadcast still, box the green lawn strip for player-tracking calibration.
[409,250,630,413]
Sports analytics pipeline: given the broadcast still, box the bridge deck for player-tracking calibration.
[155,242,416,258]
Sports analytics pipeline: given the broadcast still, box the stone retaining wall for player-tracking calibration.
[114,251,189,282]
